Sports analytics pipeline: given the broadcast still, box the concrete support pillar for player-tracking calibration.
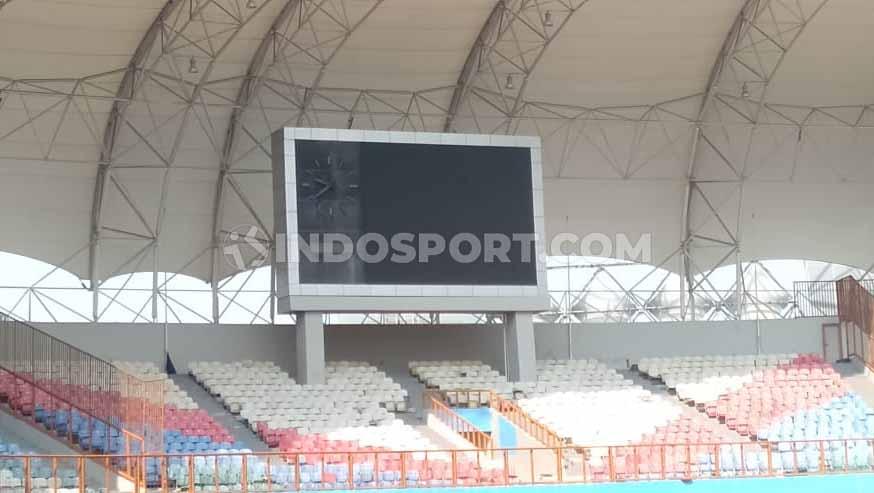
[505,312,537,382]
[295,311,325,384]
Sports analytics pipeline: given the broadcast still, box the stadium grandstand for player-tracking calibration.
[0,1,874,493]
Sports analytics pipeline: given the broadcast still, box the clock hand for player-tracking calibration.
[312,183,333,199]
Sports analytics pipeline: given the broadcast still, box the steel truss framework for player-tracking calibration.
[679,0,831,320]
[1,0,873,325]
[0,253,870,325]
[540,258,873,325]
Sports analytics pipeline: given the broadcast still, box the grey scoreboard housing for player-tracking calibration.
[272,128,548,313]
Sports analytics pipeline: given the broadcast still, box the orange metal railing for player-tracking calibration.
[3,438,873,493]
[425,393,494,450]
[437,389,565,449]
[0,368,148,480]
[488,392,565,448]
[836,276,874,372]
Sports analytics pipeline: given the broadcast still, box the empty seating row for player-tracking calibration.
[410,361,510,396]
[163,407,240,452]
[518,359,747,466]
[569,355,871,476]
[1,365,241,460]
[0,432,85,492]
[280,422,439,455]
[702,355,863,438]
[536,359,612,378]
[638,353,802,403]
[412,359,636,401]
[191,360,409,441]
[638,354,798,376]
[112,361,197,410]
[250,407,397,435]
[244,407,505,486]
[529,360,634,396]
[635,404,743,447]
[109,361,244,454]
[198,361,455,460]
[635,353,873,455]
[519,387,682,446]
[757,394,874,442]
[1,370,135,454]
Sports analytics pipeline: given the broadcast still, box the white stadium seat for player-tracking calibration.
[636,353,798,403]
[190,360,408,436]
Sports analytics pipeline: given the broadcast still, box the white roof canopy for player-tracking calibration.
[0,0,871,322]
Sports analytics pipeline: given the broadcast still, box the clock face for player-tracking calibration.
[296,143,361,229]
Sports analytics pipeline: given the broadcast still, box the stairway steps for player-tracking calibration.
[171,374,269,451]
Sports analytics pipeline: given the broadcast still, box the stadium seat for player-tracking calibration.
[191,360,407,431]
[637,353,798,403]
[0,431,85,491]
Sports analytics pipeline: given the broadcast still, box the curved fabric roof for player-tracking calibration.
[0,0,872,310]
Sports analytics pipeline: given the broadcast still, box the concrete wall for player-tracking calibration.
[758,319,828,355]
[35,318,833,376]
[535,318,832,367]
[35,323,297,373]
[35,322,506,375]
[326,324,505,375]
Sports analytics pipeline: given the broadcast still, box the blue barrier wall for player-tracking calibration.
[454,408,518,448]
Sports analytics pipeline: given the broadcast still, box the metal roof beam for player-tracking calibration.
[443,0,592,134]
[90,0,272,322]
[679,0,830,320]
[90,0,184,322]
[209,0,383,323]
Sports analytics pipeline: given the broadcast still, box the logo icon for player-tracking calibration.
[223,225,270,271]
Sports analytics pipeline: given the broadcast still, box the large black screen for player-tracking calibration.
[295,139,536,285]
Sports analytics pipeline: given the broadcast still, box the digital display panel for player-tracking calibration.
[293,139,536,286]
[272,128,548,313]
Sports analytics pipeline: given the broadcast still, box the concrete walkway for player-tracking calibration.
[414,425,459,450]
[835,360,874,407]
[389,369,430,425]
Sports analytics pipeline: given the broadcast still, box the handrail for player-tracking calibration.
[488,392,565,448]
[0,309,127,368]
[794,279,874,318]
[0,312,165,462]
[794,280,839,318]
[2,437,873,491]
[836,276,874,372]
[1,371,144,447]
[436,389,565,449]
[425,394,494,450]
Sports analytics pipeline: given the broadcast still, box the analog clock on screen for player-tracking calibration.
[298,148,360,227]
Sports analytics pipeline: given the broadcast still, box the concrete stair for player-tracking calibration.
[386,369,430,425]
[171,374,269,451]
